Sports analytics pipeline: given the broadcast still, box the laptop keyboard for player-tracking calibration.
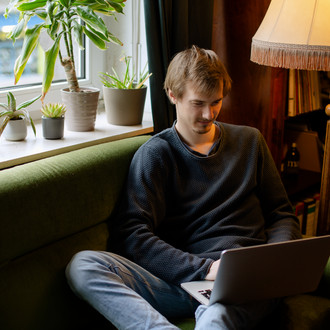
[198,289,212,300]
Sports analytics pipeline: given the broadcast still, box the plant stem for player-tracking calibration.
[61,9,79,92]
[62,58,80,92]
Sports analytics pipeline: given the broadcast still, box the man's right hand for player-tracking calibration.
[205,259,221,281]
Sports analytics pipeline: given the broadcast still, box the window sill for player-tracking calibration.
[0,111,154,170]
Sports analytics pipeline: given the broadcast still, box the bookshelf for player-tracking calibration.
[283,170,321,199]
[283,70,330,236]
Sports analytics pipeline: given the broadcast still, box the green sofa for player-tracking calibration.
[0,135,329,330]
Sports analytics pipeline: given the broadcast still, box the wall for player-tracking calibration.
[212,0,285,165]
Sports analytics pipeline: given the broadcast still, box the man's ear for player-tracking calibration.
[168,90,177,104]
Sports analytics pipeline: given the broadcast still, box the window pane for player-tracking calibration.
[0,1,85,90]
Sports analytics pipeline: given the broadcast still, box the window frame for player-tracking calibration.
[0,1,148,120]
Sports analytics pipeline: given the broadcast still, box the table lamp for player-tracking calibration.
[250,0,330,234]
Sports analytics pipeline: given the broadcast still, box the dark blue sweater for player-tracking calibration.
[113,122,302,285]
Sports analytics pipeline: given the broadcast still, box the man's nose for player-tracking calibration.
[202,106,214,120]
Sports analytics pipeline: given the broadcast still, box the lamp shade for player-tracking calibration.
[251,0,330,71]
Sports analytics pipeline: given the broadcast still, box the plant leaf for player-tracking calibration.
[72,20,84,49]
[106,1,125,14]
[17,94,41,111]
[86,23,110,42]
[83,26,106,50]
[42,36,61,101]
[35,10,48,20]
[108,31,123,46]
[4,0,20,17]
[8,92,16,111]
[136,73,152,89]
[49,20,60,38]
[0,116,11,137]
[7,16,27,41]
[17,0,48,12]
[59,0,71,8]
[76,6,108,36]
[14,24,43,84]
[29,115,37,137]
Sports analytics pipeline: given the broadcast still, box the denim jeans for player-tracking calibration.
[66,251,278,330]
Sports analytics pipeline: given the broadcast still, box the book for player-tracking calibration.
[293,201,305,232]
[313,193,320,236]
[287,70,321,117]
[303,198,316,236]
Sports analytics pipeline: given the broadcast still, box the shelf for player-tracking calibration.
[282,169,321,201]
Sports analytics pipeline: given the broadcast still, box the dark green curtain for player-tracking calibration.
[143,0,214,133]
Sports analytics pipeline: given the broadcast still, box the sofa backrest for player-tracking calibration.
[0,135,150,265]
[0,135,151,330]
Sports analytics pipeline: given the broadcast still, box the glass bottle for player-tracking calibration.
[284,142,300,178]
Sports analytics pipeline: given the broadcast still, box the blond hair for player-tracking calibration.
[164,45,231,102]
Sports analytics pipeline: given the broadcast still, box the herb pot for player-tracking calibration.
[42,116,65,140]
[4,118,27,141]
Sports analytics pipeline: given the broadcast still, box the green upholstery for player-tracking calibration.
[0,134,329,330]
[0,136,149,330]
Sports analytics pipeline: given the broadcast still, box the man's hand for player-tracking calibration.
[205,259,221,281]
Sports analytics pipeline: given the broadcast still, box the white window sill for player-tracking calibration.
[0,111,154,170]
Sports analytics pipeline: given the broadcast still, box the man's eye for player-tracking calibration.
[193,102,204,107]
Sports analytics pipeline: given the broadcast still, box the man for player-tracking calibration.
[66,46,301,329]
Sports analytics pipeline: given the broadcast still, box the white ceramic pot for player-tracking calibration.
[4,118,27,141]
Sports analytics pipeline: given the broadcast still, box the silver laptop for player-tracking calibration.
[181,235,330,305]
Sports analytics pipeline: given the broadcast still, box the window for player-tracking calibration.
[0,0,148,119]
[0,1,85,89]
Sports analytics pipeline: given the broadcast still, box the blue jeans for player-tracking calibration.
[66,251,278,329]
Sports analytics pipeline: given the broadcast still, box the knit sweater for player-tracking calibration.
[112,122,302,285]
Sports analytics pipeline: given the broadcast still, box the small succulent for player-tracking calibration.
[100,56,152,89]
[0,92,41,137]
[41,103,67,118]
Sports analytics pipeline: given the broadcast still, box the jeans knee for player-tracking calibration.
[66,250,100,297]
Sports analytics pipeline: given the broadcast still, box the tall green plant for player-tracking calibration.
[4,0,125,101]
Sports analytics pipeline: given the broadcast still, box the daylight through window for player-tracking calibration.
[0,0,85,90]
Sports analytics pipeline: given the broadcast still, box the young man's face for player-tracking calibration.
[169,80,224,136]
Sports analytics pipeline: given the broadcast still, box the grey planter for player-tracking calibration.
[61,87,99,132]
[103,85,147,126]
[42,116,64,140]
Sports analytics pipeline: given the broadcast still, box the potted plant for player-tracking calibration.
[5,0,125,131]
[0,92,40,141]
[41,102,67,139]
[99,56,152,125]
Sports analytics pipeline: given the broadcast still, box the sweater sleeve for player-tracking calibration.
[113,140,213,285]
[256,132,302,242]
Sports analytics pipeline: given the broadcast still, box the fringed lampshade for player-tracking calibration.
[251,0,330,234]
[251,0,330,71]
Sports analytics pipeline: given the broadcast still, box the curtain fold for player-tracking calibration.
[144,0,214,133]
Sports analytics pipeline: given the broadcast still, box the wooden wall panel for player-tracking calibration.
[212,0,286,167]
